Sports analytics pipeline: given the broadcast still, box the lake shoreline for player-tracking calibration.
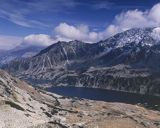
[46,86,160,111]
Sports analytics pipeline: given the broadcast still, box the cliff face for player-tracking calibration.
[3,28,160,96]
[0,69,160,128]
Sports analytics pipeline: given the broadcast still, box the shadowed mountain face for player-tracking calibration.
[2,28,160,96]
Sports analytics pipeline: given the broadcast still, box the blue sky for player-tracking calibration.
[0,0,160,49]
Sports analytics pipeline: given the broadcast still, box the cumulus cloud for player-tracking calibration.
[52,3,160,43]
[0,35,22,50]
[149,3,160,24]
[22,34,55,47]
[54,23,99,43]
[103,3,160,37]
[151,27,160,41]
[53,22,123,43]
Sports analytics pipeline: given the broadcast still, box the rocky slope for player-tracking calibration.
[0,69,160,128]
[2,28,160,96]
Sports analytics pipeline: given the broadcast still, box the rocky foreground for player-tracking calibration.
[0,69,160,128]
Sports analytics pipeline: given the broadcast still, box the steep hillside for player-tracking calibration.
[0,69,160,128]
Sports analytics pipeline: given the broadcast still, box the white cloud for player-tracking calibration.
[148,3,160,24]
[151,27,160,41]
[0,9,49,28]
[0,35,22,50]
[0,0,76,28]
[23,34,55,47]
[52,3,160,43]
[102,3,160,37]
[21,23,100,47]
[54,23,100,43]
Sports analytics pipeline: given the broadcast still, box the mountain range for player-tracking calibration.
[2,28,160,96]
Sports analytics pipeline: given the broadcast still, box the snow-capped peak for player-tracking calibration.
[100,28,160,49]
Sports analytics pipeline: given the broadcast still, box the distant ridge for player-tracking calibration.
[0,45,45,65]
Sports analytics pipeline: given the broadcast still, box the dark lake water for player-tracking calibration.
[47,86,160,110]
